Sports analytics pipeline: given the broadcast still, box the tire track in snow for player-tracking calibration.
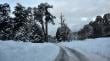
[64,47,89,61]
[54,46,69,61]
[54,44,89,61]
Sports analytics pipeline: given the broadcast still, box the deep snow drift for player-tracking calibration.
[0,37,110,61]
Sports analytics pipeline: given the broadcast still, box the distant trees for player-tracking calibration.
[56,14,72,41]
[56,24,72,41]
[77,13,110,40]
[1,3,110,42]
[103,13,110,25]
[0,3,55,42]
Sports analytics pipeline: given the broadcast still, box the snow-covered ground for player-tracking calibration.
[0,37,110,61]
[58,37,110,61]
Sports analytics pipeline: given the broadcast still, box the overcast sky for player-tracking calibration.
[1,0,110,36]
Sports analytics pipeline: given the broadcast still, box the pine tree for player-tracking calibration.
[26,7,43,42]
[33,7,45,41]
[34,3,56,42]
[13,3,28,41]
[0,3,12,40]
[56,14,72,41]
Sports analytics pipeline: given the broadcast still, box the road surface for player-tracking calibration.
[54,44,89,61]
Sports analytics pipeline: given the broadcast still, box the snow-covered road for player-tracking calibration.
[0,37,110,61]
[54,45,89,61]
[54,44,110,61]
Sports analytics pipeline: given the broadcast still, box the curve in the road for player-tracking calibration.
[65,47,89,61]
[54,44,89,61]
[54,46,69,61]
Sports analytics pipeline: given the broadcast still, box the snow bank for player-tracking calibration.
[0,41,59,61]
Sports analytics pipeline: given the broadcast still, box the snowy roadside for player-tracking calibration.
[0,37,110,61]
[58,37,110,61]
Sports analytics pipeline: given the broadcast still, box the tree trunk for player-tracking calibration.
[41,20,45,41]
[45,21,48,42]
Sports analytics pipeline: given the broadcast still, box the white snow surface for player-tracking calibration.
[0,41,59,61]
[0,37,110,61]
[58,37,110,61]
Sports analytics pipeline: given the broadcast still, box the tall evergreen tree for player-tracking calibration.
[26,7,43,42]
[13,3,30,41]
[33,7,45,41]
[0,3,11,40]
[33,3,56,42]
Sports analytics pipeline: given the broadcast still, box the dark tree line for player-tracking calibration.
[0,3,55,42]
[77,13,110,40]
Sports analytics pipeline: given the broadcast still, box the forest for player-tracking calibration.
[0,3,110,43]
